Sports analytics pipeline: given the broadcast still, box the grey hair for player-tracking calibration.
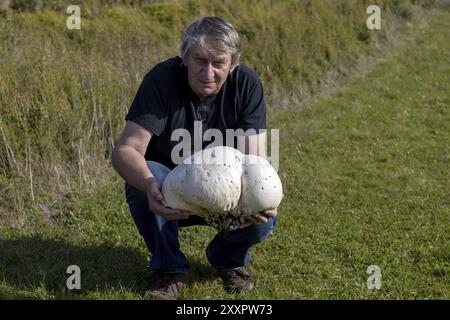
[180,16,241,66]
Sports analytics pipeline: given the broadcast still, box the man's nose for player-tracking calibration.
[200,63,214,79]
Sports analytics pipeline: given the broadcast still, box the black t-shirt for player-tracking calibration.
[125,56,266,169]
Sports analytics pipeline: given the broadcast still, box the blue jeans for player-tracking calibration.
[125,161,277,273]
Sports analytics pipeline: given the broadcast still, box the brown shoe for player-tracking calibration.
[218,267,254,294]
[145,272,187,300]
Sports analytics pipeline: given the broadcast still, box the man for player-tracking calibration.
[112,16,278,300]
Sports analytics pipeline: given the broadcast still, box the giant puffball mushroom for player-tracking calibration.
[232,154,283,215]
[161,146,283,218]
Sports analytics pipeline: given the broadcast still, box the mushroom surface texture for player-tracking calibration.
[161,146,283,219]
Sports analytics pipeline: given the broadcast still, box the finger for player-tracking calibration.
[249,216,261,224]
[260,208,277,218]
[153,202,191,220]
[251,214,268,224]
[148,182,163,201]
[152,192,163,202]
[150,201,182,217]
[256,215,268,224]
[168,212,190,220]
[239,221,253,229]
[158,210,187,221]
[151,190,163,202]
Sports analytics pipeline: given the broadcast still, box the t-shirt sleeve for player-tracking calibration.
[236,78,267,133]
[125,73,167,136]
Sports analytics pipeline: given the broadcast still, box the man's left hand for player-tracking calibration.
[240,208,278,229]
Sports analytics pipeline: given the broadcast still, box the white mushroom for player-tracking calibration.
[232,154,283,215]
[161,146,283,218]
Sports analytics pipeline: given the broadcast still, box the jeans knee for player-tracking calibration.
[252,217,277,243]
[146,161,171,184]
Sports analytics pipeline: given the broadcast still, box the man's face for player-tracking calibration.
[183,46,236,98]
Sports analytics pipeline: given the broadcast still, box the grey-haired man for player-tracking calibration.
[112,16,278,300]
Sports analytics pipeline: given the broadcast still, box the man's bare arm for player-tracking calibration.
[111,121,189,220]
[111,121,155,193]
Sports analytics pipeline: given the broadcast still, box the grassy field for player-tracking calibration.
[266,9,449,299]
[1,2,449,299]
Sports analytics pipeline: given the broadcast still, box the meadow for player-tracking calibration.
[0,0,448,299]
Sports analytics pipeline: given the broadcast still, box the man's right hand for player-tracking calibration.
[146,177,190,220]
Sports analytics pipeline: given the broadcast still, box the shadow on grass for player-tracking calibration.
[0,235,217,299]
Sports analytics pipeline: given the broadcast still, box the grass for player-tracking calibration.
[266,8,449,299]
[1,2,449,299]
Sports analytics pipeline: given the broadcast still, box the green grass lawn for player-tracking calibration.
[1,7,449,299]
